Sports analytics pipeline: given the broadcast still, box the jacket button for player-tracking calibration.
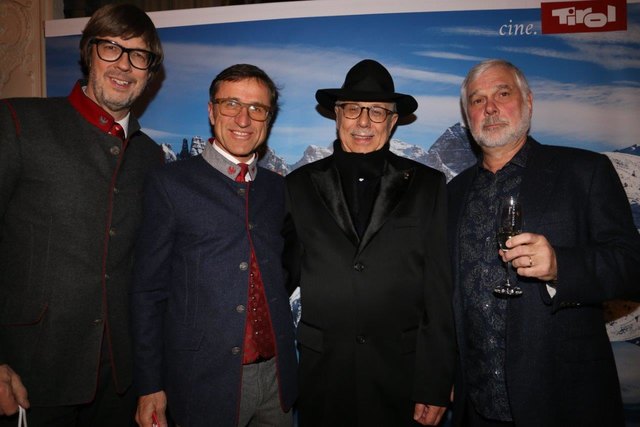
[93,319,103,325]
[109,228,116,237]
[353,262,365,272]
[110,146,121,156]
[356,335,366,344]
[239,262,249,271]
[236,305,245,313]
[238,188,246,196]
[231,346,241,355]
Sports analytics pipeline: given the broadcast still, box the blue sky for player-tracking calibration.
[46,3,640,164]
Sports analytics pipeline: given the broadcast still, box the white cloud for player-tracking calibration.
[411,95,463,133]
[530,79,640,109]
[532,97,637,149]
[520,80,638,149]
[142,127,186,140]
[500,43,640,70]
[557,22,640,45]
[161,42,382,101]
[390,65,464,86]
[413,50,485,61]
[441,26,497,37]
[499,23,640,70]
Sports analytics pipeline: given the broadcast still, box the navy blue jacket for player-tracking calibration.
[131,155,297,427]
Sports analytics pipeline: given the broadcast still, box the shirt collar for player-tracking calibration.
[202,138,258,181]
[117,114,131,139]
[478,137,532,171]
[509,138,531,168]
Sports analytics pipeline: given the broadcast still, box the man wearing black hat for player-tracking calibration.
[283,59,455,426]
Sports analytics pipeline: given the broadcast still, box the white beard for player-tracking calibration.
[472,104,531,148]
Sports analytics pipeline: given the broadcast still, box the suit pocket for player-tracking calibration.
[296,321,324,353]
[0,303,48,327]
[166,322,204,351]
[557,333,612,362]
[0,218,52,325]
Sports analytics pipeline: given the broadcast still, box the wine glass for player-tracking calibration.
[495,196,523,296]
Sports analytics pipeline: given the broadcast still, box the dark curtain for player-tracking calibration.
[64,0,296,18]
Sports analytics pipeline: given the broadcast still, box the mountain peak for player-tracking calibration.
[615,144,640,156]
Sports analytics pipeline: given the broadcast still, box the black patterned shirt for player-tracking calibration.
[458,141,531,421]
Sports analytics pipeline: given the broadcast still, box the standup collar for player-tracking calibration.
[202,138,259,182]
[67,80,131,141]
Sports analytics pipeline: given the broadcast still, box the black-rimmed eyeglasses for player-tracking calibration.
[90,38,156,70]
[213,98,271,122]
[336,103,396,123]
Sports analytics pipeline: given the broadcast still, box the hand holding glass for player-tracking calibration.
[495,196,523,296]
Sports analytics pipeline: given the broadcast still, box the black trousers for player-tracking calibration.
[0,337,136,427]
[464,399,516,427]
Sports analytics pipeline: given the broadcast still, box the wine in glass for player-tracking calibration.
[495,196,523,296]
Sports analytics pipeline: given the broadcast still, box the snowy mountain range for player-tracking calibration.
[604,151,640,228]
[615,144,640,156]
[161,126,639,228]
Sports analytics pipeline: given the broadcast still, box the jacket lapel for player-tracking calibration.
[359,160,413,252]
[309,162,360,246]
[519,140,557,231]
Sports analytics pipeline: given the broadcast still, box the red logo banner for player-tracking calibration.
[541,0,627,34]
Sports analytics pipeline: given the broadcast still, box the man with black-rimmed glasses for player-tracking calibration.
[283,59,455,426]
[0,4,163,427]
[131,64,298,427]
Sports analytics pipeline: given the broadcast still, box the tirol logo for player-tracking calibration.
[541,0,627,34]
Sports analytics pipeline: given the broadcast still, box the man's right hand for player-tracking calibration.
[0,364,29,416]
[136,391,168,427]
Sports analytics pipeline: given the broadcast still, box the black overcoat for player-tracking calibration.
[284,148,456,426]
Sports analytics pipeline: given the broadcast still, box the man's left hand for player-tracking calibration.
[500,232,558,282]
[413,403,446,426]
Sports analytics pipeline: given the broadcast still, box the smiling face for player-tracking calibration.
[85,36,151,120]
[335,101,398,153]
[208,78,271,162]
[465,65,532,150]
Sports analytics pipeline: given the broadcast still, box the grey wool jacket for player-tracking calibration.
[0,81,163,406]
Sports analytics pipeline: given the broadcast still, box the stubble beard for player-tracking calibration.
[89,68,144,116]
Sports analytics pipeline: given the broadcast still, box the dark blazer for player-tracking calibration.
[131,155,298,427]
[447,139,640,427]
[284,148,455,426]
[0,94,161,405]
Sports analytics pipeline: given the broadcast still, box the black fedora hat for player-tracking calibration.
[315,59,418,117]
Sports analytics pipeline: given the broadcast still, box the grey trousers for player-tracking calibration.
[237,357,293,427]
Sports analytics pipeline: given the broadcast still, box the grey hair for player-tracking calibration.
[460,59,531,124]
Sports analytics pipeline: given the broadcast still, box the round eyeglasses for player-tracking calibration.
[336,103,396,123]
[91,38,155,71]
[213,98,271,122]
